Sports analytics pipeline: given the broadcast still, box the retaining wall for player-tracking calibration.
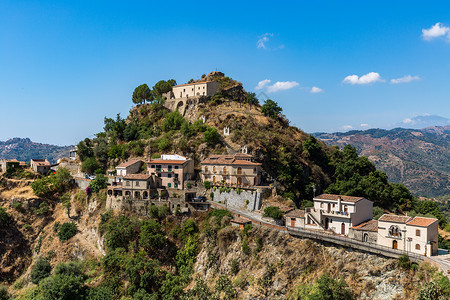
[212,188,262,211]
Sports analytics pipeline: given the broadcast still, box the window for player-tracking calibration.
[183,89,185,92]
[168,183,171,188]
[223,167,227,174]
[254,167,257,173]
[156,165,161,171]
[157,174,161,177]
[416,229,420,237]
[168,165,172,170]
[126,181,130,186]
[344,205,348,213]
[175,166,179,169]
[415,244,420,250]
[205,166,208,172]
[213,166,216,173]
[135,181,139,186]
[151,165,155,168]
[174,183,178,188]
[320,202,323,208]
[168,174,172,178]
[191,88,194,91]
[203,86,205,89]
[237,167,242,175]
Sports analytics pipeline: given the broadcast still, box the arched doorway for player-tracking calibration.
[393,240,398,249]
[363,233,368,242]
[237,167,242,175]
[327,203,331,212]
[324,218,329,230]
[237,177,242,185]
[212,176,216,183]
[341,223,345,235]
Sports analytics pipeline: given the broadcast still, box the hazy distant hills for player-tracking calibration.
[313,126,450,197]
[0,138,73,163]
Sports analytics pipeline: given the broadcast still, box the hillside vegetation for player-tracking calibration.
[0,138,72,164]
[314,126,450,198]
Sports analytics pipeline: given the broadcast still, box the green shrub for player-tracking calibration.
[373,206,384,220]
[12,201,23,211]
[230,258,239,275]
[0,207,10,228]
[210,192,214,200]
[36,201,50,216]
[398,254,411,270]
[203,181,211,190]
[58,222,78,241]
[242,238,250,255]
[31,258,52,284]
[22,224,33,232]
[89,174,108,193]
[215,275,236,298]
[203,127,220,145]
[263,206,283,220]
[0,286,9,300]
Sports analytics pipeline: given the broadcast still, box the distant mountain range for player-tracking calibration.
[313,126,450,197]
[0,138,73,164]
[390,115,450,129]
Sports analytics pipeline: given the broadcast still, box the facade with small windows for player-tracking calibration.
[304,194,373,236]
[171,81,220,99]
[115,159,143,181]
[200,154,262,187]
[147,155,194,190]
[107,174,161,200]
[377,214,438,256]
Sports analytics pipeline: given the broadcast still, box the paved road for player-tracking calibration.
[209,201,450,276]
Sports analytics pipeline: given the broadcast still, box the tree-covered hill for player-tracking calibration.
[313,126,450,197]
[74,72,433,216]
[0,138,72,163]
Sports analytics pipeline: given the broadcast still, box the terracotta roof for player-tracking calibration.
[314,194,366,203]
[201,154,261,166]
[117,159,142,168]
[31,159,50,166]
[407,217,438,227]
[148,160,187,165]
[173,80,215,87]
[285,209,305,218]
[231,217,252,224]
[350,219,378,232]
[123,174,151,180]
[378,214,412,224]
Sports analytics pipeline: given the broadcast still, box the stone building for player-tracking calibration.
[377,214,438,256]
[304,194,373,235]
[201,153,262,187]
[0,159,21,173]
[115,159,144,182]
[30,159,51,174]
[285,209,306,228]
[147,154,194,190]
[349,219,378,243]
[107,173,161,200]
[171,81,220,99]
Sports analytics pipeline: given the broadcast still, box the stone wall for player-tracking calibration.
[74,177,91,190]
[106,196,174,215]
[348,229,378,244]
[211,188,265,211]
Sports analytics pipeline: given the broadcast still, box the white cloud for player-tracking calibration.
[422,23,450,40]
[390,75,421,84]
[343,72,385,85]
[402,118,414,124]
[266,81,299,93]
[310,86,323,93]
[342,125,353,130]
[255,79,271,90]
[257,33,273,49]
[360,123,369,127]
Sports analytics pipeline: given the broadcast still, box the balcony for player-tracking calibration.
[321,210,352,219]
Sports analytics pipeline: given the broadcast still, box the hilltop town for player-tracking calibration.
[1,72,449,299]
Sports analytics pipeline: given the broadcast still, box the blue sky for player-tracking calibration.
[1,1,450,145]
